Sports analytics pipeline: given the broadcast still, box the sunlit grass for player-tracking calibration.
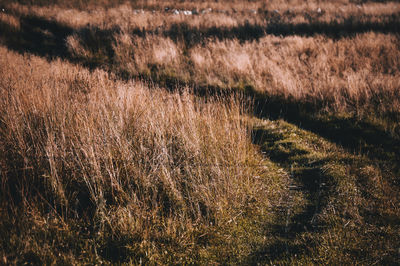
[0,0,399,264]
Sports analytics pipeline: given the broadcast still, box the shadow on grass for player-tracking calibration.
[166,14,400,47]
[1,10,400,264]
[252,91,400,168]
[2,10,400,57]
[249,128,333,263]
[0,14,73,58]
[1,12,399,166]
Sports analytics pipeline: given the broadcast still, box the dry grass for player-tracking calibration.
[189,33,400,114]
[5,0,395,122]
[5,1,400,31]
[68,29,400,126]
[0,46,285,263]
[0,0,400,264]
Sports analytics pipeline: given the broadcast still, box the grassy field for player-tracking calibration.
[0,0,399,264]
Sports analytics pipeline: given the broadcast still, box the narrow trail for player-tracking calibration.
[0,8,399,263]
[251,118,400,264]
[250,118,335,263]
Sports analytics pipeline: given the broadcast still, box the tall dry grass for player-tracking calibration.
[0,45,281,263]
[1,1,399,151]
[1,0,400,263]
[5,1,400,31]
[69,29,400,121]
[189,33,400,114]
[14,1,392,122]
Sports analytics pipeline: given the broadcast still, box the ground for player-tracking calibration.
[0,0,399,264]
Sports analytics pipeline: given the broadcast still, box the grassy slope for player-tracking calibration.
[2,1,399,130]
[253,118,400,264]
[0,0,400,264]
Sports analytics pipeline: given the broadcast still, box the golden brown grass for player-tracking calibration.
[0,45,287,264]
[69,29,400,127]
[5,1,400,31]
[1,0,400,264]
[188,33,400,114]
[7,0,394,123]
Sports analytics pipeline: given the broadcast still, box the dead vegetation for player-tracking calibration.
[0,46,289,264]
[0,0,399,264]
[2,1,399,124]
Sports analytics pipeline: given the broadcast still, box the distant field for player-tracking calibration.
[0,0,399,264]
